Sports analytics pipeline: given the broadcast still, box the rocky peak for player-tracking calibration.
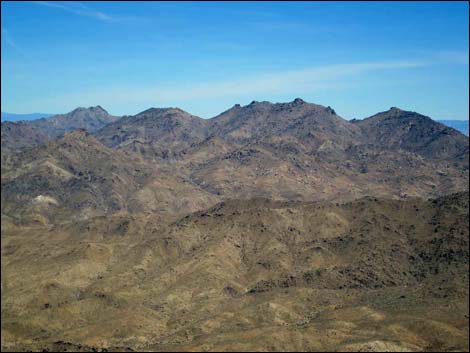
[69,106,109,116]
[90,105,108,114]
[133,107,202,126]
[292,98,305,105]
[325,106,337,115]
[137,107,190,116]
[354,107,469,161]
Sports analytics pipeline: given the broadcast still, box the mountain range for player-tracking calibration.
[1,99,469,352]
[1,112,56,122]
[2,99,468,223]
[437,120,469,136]
[3,109,468,135]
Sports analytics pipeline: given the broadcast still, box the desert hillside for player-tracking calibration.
[1,100,469,352]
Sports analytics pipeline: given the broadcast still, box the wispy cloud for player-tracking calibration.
[28,59,430,115]
[31,1,145,22]
[113,60,430,101]
[1,27,25,55]
[22,51,466,113]
[32,1,112,21]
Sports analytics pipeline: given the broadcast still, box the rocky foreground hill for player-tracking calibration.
[1,99,469,351]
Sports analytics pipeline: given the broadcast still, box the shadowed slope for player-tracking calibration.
[97,107,209,159]
[353,107,469,164]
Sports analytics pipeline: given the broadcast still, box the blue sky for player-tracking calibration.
[1,1,469,119]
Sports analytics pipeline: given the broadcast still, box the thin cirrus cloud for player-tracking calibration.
[29,59,430,115]
[1,27,24,54]
[30,1,145,22]
[139,60,428,101]
[139,54,465,104]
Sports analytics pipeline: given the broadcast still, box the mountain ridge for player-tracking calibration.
[2,98,468,224]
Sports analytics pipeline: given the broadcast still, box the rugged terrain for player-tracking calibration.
[1,99,469,351]
[1,192,469,351]
[1,106,118,156]
[1,100,468,223]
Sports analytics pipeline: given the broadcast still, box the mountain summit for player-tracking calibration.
[353,107,469,162]
[1,106,119,154]
[30,105,119,137]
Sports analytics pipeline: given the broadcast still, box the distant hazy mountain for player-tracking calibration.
[29,105,119,137]
[1,106,120,155]
[1,112,55,121]
[437,120,469,136]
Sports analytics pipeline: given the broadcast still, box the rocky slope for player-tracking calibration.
[1,130,152,223]
[353,107,469,163]
[181,101,468,203]
[30,105,119,137]
[2,100,468,224]
[1,99,469,351]
[1,192,468,351]
[97,107,209,159]
[1,121,50,157]
[1,129,219,223]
